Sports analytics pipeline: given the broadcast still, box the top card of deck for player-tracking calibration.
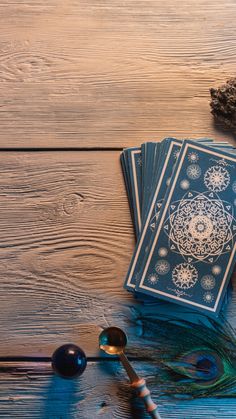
[136,140,236,316]
[124,138,182,291]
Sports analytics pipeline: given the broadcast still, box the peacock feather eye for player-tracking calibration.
[173,349,224,386]
[133,312,236,398]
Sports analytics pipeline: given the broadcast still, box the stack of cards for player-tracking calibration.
[121,138,236,316]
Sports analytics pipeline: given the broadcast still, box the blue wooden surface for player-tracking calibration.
[0,1,236,418]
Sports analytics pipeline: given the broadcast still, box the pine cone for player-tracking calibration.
[210,78,236,131]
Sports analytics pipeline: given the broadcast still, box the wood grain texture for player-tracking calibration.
[0,0,235,147]
[1,1,236,417]
[0,362,236,419]
[0,150,236,419]
[0,150,136,356]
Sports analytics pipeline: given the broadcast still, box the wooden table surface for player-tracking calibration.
[0,1,236,418]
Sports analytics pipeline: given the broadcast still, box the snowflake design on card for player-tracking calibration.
[172,263,198,289]
[203,292,214,304]
[188,151,199,163]
[164,191,236,263]
[158,247,168,257]
[147,273,159,285]
[180,179,190,190]
[204,165,230,192]
[155,260,170,275]
[212,265,221,275]
[201,275,215,290]
[187,164,202,180]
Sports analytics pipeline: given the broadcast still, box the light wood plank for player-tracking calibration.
[0,0,235,147]
[0,150,138,356]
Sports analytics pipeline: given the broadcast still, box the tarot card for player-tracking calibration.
[124,138,183,291]
[142,141,165,223]
[124,138,216,292]
[128,147,142,237]
[121,147,142,238]
[120,151,131,202]
[141,142,147,204]
[120,149,134,225]
[136,140,236,316]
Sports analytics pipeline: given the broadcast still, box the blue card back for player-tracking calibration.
[136,140,236,316]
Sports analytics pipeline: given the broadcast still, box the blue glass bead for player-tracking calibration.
[52,344,87,379]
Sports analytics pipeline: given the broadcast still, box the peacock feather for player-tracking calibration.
[130,309,236,399]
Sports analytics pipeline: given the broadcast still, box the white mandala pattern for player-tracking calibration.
[147,273,159,285]
[189,215,213,240]
[187,164,202,180]
[180,179,190,190]
[155,259,170,275]
[164,191,236,263]
[201,275,215,290]
[204,165,230,192]
[203,292,214,303]
[158,247,168,257]
[212,265,221,275]
[172,263,198,289]
[188,151,199,163]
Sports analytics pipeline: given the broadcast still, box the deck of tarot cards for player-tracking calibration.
[121,138,236,316]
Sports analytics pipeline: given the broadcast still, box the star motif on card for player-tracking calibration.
[158,247,168,257]
[204,165,230,192]
[212,265,221,275]
[201,275,216,290]
[187,164,202,180]
[147,273,159,285]
[172,263,198,289]
[180,179,190,190]
[155,259,170,275]
[188,151,199,163]
[203,291,214,303]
